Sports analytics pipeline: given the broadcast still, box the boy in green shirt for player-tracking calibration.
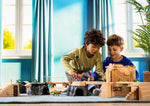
[61,28,105,81]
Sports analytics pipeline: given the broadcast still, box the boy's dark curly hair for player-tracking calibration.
[107,34,124,47]
[84,28,105,46]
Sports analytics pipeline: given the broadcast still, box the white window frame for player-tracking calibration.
[2,0,32,59]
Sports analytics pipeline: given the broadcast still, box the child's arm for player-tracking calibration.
[95,54,105,80]
[61,51,77,75]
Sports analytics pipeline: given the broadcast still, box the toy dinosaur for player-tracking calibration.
[50,90,61,96]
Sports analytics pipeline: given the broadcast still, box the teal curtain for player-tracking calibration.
[0,0,2,86]
[32,0,52,82]
[93,0,114,60]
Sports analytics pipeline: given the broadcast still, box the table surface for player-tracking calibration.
[0,93,150,103]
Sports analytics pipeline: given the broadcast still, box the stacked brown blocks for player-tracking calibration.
[100,64,150,100]
[0,83,20,97]
[106,64,136,82]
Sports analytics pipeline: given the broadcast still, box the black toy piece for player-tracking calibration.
[67,84,88,96]
[42,83,49,95]
[27,83,49,95]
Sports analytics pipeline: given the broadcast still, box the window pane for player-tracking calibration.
[3,6,16,25]
[23,6,32,24]
[23,0,32,4]
[3,0,16,5]
[23,1,32,50]
[114,0,126,23]
[22,26,32,49]
[3,27,15,49]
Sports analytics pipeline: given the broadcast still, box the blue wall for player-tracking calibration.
[2,59,32,82]
[130,57,148,82]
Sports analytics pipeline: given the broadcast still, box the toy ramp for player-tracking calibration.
[0,83,20,97]
[126,86,139,100]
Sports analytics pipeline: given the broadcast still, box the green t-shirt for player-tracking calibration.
[61,46,105,79]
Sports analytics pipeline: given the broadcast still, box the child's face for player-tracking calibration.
[108,45,123,59]
[86,43,101,56]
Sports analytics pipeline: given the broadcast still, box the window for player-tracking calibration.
[2,0,32,58]
[113,0,146,56]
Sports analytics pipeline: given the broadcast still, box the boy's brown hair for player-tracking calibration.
[107,34,124,47]
[84,28,105,46]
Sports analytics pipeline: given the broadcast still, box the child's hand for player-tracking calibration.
[102,76,106,81]
[88,76,94,81]
[70,72,77,78]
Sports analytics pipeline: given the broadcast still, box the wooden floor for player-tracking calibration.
[0,103,150,106]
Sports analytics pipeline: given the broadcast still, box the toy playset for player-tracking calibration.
[0,63,150,101]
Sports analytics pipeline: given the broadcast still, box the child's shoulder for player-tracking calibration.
[78,46,84,50]
[121,55,135,66]
[122,55,131,61]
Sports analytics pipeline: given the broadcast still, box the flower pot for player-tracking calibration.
[143,71,150,82]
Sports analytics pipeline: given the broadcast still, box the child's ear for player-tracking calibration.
[120,46,124,52]
[84,42,87,46]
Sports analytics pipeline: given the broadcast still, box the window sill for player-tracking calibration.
[2,54,32,59]
[2,50,32,59]
[2,56,32,59]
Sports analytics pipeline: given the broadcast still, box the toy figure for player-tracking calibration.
[50,90,62,96]
[10,79,12,83]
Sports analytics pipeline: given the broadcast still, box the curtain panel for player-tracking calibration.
[32,0,52,82]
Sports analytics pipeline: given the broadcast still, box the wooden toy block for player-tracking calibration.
[71,81,104,86]
[112,83,130,97]
[99,82,112,98]
[44,76,69,88]
[138,82,150,100]
[0,83,20,97]
[49,82,69,88]
[71,81,86,86]
[106,64,136,82]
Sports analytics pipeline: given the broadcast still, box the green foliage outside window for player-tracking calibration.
[134,38,139,48]
[3,28,32,49]
[3,29,15,49]
[24,40,32,49]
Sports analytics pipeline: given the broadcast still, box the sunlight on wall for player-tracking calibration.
[52,1,85,81]
[2,63,21,84]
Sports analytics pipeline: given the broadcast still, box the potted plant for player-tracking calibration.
[127,0,150,82]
